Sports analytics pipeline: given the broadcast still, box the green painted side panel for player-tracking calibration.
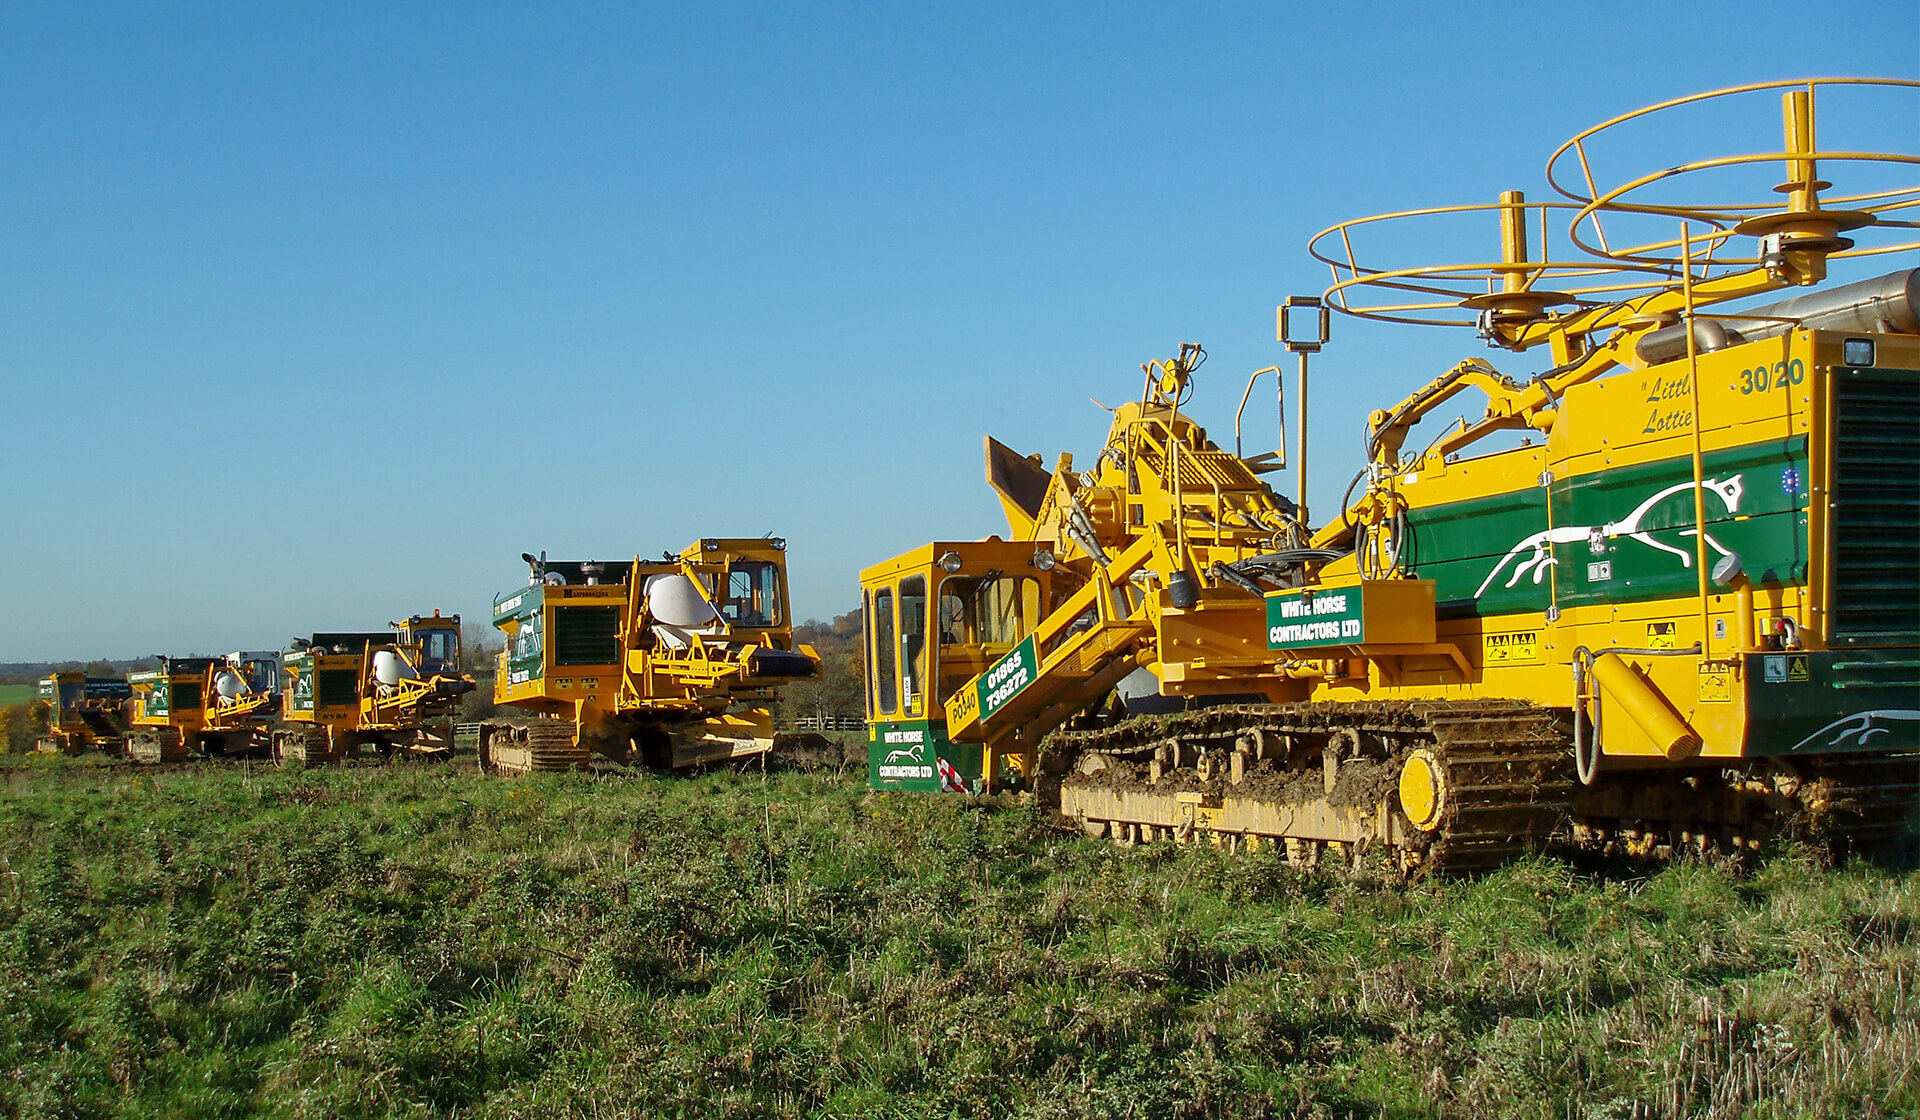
[866,719,982,793]
[506,611,545,685]
[1742,649,1920,756]
[1406,437,1808,618]
[1406,485,1551,617]
[1549,438,1807,608]
[493,585,542,627]
[494,585,549,685]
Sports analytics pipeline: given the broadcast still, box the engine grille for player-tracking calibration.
[1829,366,1920,647]
[316,670,359,708]
[553,606,621,666]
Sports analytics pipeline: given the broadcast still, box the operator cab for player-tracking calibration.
[712,558,782,628]
[224,652,282,699]
[859,538,1054,791]
[396,614,463,676]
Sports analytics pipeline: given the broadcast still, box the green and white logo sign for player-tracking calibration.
[977,635,1037,721]
[1266,587,1365,649]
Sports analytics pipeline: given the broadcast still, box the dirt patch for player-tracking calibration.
[768,731,864,772]
[1235,760,1330,805]
[1327,757,1398,809]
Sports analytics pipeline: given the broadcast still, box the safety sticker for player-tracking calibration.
[1698,662,1734,703]
[1485,631,1540,665]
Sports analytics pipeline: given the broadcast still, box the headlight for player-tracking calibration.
[938,550,963,573]
[1031,549,1056,572]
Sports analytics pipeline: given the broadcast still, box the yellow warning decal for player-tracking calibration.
[1787,655,1811,682]
[1486,631,1540,665]
[1698,661,1734,703]
[1646,621,1678,649]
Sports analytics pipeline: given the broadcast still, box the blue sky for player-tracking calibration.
[1,2,1914,661]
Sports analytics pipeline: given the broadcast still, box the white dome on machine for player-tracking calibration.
[645,574,721,628]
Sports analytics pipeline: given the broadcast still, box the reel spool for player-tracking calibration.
[1309,79,1919,341]
[1548,78,1920,269]
[1309,195,1686,335]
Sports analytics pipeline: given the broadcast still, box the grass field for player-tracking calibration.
[0,753,1914,1119]
[0,683,39,706]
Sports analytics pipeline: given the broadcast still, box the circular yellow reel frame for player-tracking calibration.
[1309,78,1918,335]
[1547,77,1920,269]
[1309,196,1694,331]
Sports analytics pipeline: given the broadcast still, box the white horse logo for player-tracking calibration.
[1474,475,1746,599]
[884,743,925,766]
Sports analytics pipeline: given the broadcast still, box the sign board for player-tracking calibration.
[976,635,1038,722]
[1265,587,1365,650]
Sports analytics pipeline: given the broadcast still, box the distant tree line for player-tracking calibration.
[777,608,865,729]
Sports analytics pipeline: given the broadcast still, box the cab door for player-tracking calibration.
[864,578,927,722]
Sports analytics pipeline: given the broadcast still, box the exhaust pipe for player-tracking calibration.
[1636,267,1919,365]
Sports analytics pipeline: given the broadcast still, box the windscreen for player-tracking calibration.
[721,560,783,628]
[938,574,1037,646]
[934,574,1040,706]
[417,628,460,674]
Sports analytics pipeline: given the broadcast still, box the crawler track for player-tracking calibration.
[481,720,591,774]
[273,725,353,766]
[1050,701,1570,874]
[1569,752,1920,861]
[128,728,187,765]
[1050,700,1916,871]
[1805,754,1920,853]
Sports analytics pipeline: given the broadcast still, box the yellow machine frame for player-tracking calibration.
[127,654,279,762]
[277,613,473,764]
[861,80,1920,868]
[484,537,819,772]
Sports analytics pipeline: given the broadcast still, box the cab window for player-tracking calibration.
[939,574,1038,645]
[245,659,277,696]
[870,588,897,716]
[418,630,459,674]
[934,574,1040,706]
[899,576,927,716]
[722,561,782,628]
